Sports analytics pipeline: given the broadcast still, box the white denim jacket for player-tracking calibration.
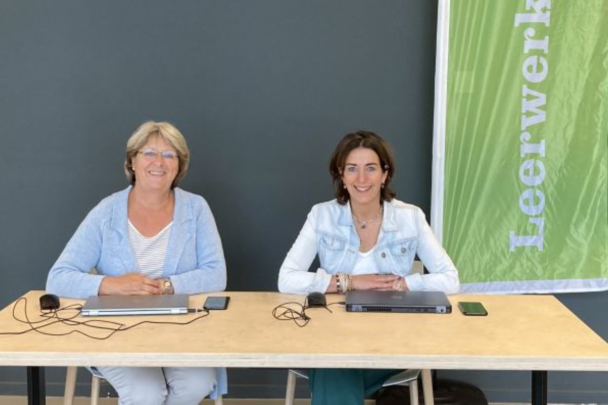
[278,199,459,295]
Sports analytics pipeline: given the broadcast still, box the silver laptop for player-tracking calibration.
[81,294,190,316]
[346,290,452,314]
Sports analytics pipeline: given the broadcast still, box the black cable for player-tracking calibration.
[272,301,311,327]
[0,297,210,340]
[272,297,345,327]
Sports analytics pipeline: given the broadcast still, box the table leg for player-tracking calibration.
[531,370,547,405]
[27,366,46,405]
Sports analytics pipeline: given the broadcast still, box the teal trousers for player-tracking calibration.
[309,368,400,405]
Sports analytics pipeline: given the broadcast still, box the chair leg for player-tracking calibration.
[285,370,297,405]
[90,375,100,405]
[408,376,419,405]
[63,367,77,405]
[421,369,434,405]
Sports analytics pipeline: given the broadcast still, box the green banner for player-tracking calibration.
[443,0,608,292]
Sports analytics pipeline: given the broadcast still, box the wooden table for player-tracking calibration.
[2,291,608,405]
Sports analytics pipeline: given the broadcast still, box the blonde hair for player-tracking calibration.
[124,121,190,188]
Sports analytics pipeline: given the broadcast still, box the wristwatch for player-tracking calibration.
[162,278,174,295]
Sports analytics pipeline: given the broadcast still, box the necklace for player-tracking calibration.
[352,207,383,229]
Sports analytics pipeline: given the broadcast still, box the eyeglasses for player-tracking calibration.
[137,148,179,160]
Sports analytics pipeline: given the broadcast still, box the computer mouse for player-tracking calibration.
[306,292,327,307]
[39,293,60,311]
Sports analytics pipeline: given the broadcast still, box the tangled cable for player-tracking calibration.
[0,297,209,340]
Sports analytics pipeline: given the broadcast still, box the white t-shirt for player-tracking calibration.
[128,220,173,279]
[351,246,380,275]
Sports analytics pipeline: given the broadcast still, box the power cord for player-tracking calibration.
[272,297,345,327]
[0,297,210,340]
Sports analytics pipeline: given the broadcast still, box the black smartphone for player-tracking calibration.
[458,301,488,316]
[203,296,230,310]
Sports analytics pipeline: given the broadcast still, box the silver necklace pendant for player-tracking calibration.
[353,207,382,230]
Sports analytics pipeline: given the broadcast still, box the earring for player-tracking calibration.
[382,183,385,189]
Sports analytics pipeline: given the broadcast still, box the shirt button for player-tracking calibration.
[401,247,406,253]
[381,252,386,258]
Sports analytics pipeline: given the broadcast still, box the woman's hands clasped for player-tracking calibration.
[99,273,163,296]
[329,273,409,293]
[351,274,408,291]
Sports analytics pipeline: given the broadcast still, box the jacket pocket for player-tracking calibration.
[318,234,347,271]
[376,238,417,275]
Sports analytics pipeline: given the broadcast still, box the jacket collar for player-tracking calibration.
[164,188,193,276]
[338,201,354,226]
[337,199,398,232]
[381,200,398,232]
[109,186,135,271]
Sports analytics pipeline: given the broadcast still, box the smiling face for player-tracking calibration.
[130,134,179,193]
[341,147,388,208]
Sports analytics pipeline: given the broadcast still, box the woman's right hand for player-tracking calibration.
[99,274,162,296]
[351,274,401,291]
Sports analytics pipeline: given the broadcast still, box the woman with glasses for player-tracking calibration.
[47,121,227,404]
[278,131,459,405]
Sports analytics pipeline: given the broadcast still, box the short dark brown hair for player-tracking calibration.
[329,131,396,205]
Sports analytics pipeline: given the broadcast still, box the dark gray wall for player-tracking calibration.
[1,1,606,402]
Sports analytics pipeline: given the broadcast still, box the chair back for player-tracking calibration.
[412,260,424,275]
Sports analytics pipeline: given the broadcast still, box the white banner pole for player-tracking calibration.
[431,0,451,244]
